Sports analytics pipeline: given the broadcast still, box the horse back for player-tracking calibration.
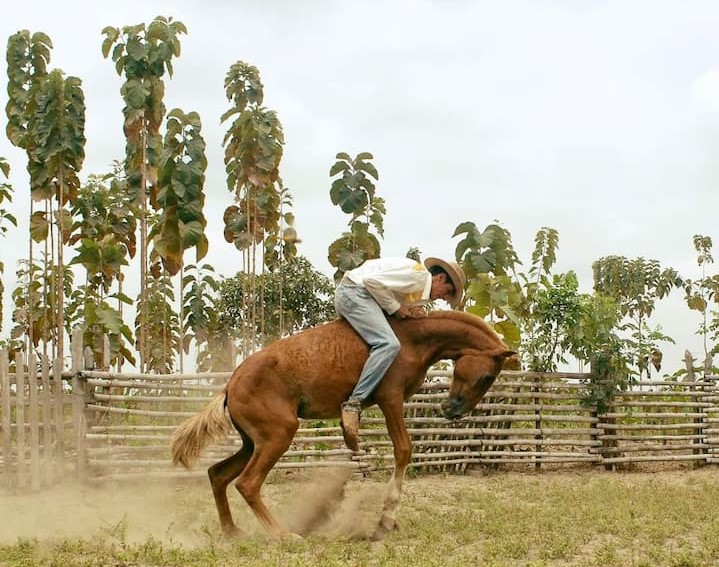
[226,318,371,419]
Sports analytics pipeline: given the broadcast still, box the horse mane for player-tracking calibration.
[425,310,504,343]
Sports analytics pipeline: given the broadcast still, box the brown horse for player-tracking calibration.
[170,310,514,540]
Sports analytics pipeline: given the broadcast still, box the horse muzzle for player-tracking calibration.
[441,397,467,421]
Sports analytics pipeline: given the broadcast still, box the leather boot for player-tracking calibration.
[340,401,361,452]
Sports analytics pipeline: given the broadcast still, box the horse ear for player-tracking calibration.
[500,350,521,370]
[492,349,519,369]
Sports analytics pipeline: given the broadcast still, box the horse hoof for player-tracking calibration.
[221,525,243,539]
[280,532,304,542]
[370,522,393,541]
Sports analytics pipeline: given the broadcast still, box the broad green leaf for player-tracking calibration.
[452,221,478,238]
[687,295,707,312]
[126,36,146,61]
[494,320,521,347]
[329,161,350,176]
[101,27,119,58]
[355,160,379,180]
[30,211,49,242]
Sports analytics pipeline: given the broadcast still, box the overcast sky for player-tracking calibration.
[2,0,718,373]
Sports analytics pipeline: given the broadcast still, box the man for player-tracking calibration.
[335,256,466,451]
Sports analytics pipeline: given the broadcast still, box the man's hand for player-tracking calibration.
[393,306,426,320]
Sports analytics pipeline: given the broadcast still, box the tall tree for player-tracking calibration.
[454,221,522,346]
[327,151,384,282]
[221,61,287,357]
[593,255,681,377]
[151,108,208,276]
[139,270,179,373]
[218,256,335,349]
[181,263,219,371]
[570,292,631,412]
[67,170,136,369]
[521,271,584,372]
[102,15,187,371]
[5,31,52,150]
[151,108,209,370]
[6,31,85,360]
[221,61,285,257]
[517,228,583,371]
[6,30,51,354]
[10,259,73,351]
[29,68,86,360]
[682,235,719,357]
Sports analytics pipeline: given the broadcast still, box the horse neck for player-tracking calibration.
[400,315,483,365]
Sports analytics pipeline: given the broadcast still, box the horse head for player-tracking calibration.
[441,348,515,420]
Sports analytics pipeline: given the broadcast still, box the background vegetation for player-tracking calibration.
[1,16,718,394]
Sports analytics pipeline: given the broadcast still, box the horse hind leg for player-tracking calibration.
[208,432,254,537]
[234,422,299,539]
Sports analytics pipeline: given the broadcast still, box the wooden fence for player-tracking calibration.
[2,337,719,488]
[0,350,70,491]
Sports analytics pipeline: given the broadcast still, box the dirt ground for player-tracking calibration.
[0,466,712,547]
[0,468,393,545]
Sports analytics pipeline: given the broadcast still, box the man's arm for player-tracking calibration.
[362,279,401,314]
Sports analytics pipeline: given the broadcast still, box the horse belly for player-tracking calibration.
[233,328,367,419]
[295,371,358,420]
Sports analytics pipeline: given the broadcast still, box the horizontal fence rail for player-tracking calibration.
[2,337,718,488]
[76,369,719,481]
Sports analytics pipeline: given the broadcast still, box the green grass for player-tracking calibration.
[2,468,719,566]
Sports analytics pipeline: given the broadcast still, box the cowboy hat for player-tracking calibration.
[424,257,466,308]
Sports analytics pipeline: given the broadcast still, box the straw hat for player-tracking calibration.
[424,257,466,308]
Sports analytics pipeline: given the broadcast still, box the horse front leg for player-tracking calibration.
[373,399,412,541]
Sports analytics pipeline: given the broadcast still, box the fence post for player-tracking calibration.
[694,380,707,463]
[71,327,88,479]
[14,351,27,489]
[83,346,105,426]
[52,356,65,471]
[27,352,40,491]
[589,408,599,466]
[102,335,110,371]
[596,378,616,472]
[683,350,695,382]
[698,355,715,464]
[533,378,541,471]
[40,355,53,487]
[0,349,11,487]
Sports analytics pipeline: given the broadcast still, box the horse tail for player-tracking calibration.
[171,393,231,469]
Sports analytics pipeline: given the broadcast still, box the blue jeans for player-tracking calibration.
[335,282,401,403]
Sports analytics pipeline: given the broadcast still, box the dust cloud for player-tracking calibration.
[279,467,385,539]
[0,468,388,545]
[0,478,215,547]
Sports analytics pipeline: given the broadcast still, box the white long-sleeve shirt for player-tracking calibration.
[342,257,432,315]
